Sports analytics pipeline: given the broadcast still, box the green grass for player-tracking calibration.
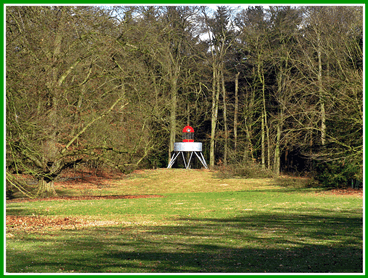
[6,169,363,273]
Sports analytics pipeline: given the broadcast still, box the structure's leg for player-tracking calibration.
[167,152,180,168]
[181,151,188,168]
[167,155,174,168]
[199,152,209,169]
[194,152,209,169]
[186,152,194,169]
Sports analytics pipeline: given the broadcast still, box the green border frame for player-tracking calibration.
[1,2,365,277]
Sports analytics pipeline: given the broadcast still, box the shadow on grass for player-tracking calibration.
[6,210,363,273]
[5,203,38,216]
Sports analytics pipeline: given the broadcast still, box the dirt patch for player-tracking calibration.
[6,194,165,204]
[54,169,125,189]
[317,188,363,197]
[6,215,120,235]
[6,193,165,234]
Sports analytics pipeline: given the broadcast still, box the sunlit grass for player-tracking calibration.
[6,169,363,273]
[104,169,280,194]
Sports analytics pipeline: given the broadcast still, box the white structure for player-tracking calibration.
[167,126,208,169]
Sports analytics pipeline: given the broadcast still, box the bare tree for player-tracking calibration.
[201,6,236,167]
[6,6,156,196]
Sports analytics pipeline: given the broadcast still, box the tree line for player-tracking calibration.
[6,5,363,196]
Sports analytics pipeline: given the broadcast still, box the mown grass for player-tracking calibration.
[6,169,364,273]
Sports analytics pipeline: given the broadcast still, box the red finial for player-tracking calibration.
[182,126,194,142]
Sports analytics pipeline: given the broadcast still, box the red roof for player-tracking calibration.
[182,126,194,133]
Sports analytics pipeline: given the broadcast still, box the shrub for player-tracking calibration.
[216,162,275,179]
[315,161,362,188]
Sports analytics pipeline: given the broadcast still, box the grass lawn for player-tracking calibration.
[5,169,364,273]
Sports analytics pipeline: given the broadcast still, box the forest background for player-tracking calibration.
[5,5,363,197]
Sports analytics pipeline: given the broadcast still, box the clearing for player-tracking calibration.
[6,169,363,273]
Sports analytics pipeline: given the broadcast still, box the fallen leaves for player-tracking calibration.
[6,215,119,234]
[7,194,165,204]
[315,188,363,197]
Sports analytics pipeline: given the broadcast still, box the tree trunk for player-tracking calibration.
[266,118,271,169]
[210,66,220,167]
[42,10,63,188]
[261,111,265,169]
[234,72,240,151]
[244,117,255,163]
[221,70,228,166]
[37,178,57,197]
[274,69,285,176]
[274,120,281,176]
[243,81,255,163]
[258,63,266,169]
[169,75,177,163]
[317,33,326,146]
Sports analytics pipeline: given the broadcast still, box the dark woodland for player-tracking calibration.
[5,5,363,196]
